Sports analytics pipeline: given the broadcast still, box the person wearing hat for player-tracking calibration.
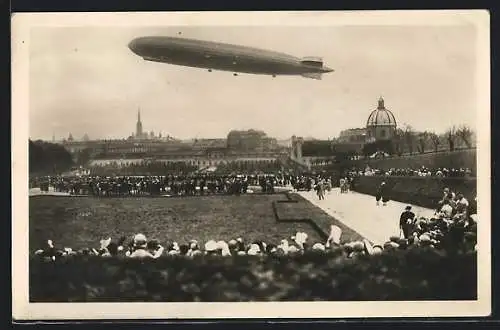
[312,242,326,252]
[399,205,416,239]
[228,239,239,254]
[339,177,346,193]
[351,241,365,257]
[439,199,454,219]
[247,243,262,256]
[128,233,164,259]
[315,180,325,200]
[204,240,219,255]
[292,232,308,250]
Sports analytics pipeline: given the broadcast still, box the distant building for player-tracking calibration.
[227,129,278,152]
[337,128,367,144]
[58,121,287,168]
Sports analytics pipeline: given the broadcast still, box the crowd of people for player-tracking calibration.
[398,186,477,251]
[32,182,477,261]
[353,166,474,178]
[30,172,347,197]
[30,174,290,196]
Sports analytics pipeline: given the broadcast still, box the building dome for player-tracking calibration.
[366,97,397,128]
[365,97,397,142]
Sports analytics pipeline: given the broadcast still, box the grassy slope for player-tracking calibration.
[30,194,332,250]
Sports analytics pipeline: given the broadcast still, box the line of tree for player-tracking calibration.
[29,140,74,175]
[375,124,475,157]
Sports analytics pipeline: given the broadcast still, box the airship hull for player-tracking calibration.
[128,36,333,79]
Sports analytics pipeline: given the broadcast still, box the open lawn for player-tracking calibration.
[29,194,344,251]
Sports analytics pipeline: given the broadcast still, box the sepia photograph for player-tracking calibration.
[12,10,490,319]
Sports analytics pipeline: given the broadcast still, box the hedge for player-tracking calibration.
[30,248,476,302]
[352,176,477,209]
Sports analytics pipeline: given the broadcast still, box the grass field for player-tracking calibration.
[28,194,352,251]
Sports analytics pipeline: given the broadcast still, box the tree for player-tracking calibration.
[429,132,440,153]
[446,126,456,151]
[76,148,92,166]
[392,128,405,156]
[403,125,415,155]
[456,125,474,149]
[417,132,429,154]
[29,139,74,174]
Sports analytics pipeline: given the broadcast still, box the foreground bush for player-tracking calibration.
[30,248,476,302]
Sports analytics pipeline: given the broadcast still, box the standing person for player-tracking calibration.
[376,181,389,206]
[315,181,325,200]
[344,177,350,193]
[326,178,332,193]
[339,177,345,193]
[399,206,416,239]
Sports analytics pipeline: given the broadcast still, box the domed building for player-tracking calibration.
[366,97,397,142]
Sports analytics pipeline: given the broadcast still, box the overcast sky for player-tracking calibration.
[29,25,477,141]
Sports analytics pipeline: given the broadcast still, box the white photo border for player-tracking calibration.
[11,10,491,320]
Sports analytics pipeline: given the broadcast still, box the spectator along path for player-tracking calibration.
[297,188,435,246]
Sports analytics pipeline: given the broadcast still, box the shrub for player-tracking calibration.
[30,249,476,302]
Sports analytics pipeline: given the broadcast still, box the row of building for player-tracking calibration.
[58,110,286,168]
[56,97,399,170]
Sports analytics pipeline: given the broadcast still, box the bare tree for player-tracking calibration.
[403,125,415,155]
[417,131,429,154]
[445,126,456,152]
[392,128,404,156]
[429,132,440,153]
[456,125,474,149]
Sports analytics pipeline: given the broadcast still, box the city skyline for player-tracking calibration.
[30,25,477,141]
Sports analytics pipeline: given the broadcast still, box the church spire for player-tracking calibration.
[136,108,143,138]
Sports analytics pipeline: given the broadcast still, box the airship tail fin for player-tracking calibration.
[301,72,323,80]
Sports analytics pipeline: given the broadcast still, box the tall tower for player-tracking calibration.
[136,108,143,139]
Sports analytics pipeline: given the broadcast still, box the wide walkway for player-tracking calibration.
[297,188,435,246]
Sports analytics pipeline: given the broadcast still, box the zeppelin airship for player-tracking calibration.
[128,36,334,80]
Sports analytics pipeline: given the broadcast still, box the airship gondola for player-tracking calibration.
[128,36,334,80]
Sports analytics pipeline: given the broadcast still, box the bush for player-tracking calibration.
[30,249,476,302]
